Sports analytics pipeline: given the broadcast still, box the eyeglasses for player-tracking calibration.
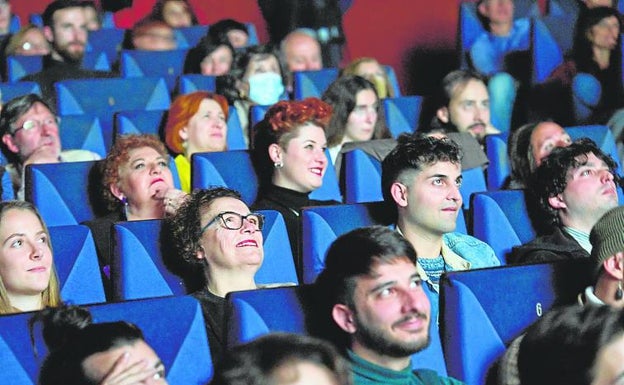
[11,117,60,135]
[201,211,264,233]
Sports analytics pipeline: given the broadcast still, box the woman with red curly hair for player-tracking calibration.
[251,98,338,269]
[164,91,229,192]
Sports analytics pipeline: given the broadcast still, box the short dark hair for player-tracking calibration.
[507,121,543,188]
[530,138,619,227]
[0,94,56,165]
[42,0,84,27]
[518,305,624,385]
[167,187,243,272]
[208,18,248,43]
[321,75,391,147]
[210,332,352,385]
[381,134,462,204]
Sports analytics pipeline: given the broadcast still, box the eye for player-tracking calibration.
[432,178,443,186]
[378,287,395,298]
[304,144,314,150]
[409,277,422,289]
[580,169,592,176]
[38,235,47,244]
[133,162,145,170]
[10,238,23,248]
[158,160,168,168]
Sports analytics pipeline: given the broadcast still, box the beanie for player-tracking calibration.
[590,206,624,269]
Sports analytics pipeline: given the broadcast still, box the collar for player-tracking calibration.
[563,226,592,254]
[347,350,412,381]
[578,286,605,306]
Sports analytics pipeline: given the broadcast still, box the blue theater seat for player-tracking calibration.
[384,64,402,97]
[111,210,297,301]
[440,259,593,385]
[120,49,188,92]
[0,295,213,385]
[55,77,171,146]
[249,104,270,130]
[177,74,217,94]
[86,28,125,64]
[293,68,339,99]
[25,160,99,226]
[471,189,535,264]
[50,225,106,305]
[226,284,448,375]
[342,148,485,209]
[173,25,209,48]
[0,81,41,100]
[531,18,564,84]
[301,202,468,285]
[191,150,341,205]
[7,51,110,83]
[382,95,423,137]
[59,115,108,157]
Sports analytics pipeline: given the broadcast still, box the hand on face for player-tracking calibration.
[96,350,167,385]
[157,188,189,216]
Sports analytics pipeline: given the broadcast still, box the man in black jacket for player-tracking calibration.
[508,138,620,264]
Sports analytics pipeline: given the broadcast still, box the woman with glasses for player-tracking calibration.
[168,187,266,364]
[85,134,187,297]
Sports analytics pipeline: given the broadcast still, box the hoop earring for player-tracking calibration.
[274,161,283,169]
[616,282,623,301]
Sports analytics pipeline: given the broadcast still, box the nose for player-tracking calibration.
[366,107,376,123]
[29,241,44,261]
[401,287,430,315]
[240,216,258,233]
[447,182,462,203]
[150,163,163,174]
[600,169,615,183]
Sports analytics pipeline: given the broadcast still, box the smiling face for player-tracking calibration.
[552,152,619,229]
[344,89,378,144]
[0,208,52,308]
[112,146,175,207]
[587,16,620,51]
[347,258,430,359]
[529,122,572,169]
[82,340,168,385]
[180,98,227,156]
[198,197,263,273]
[200,45,233,76]
[2,101,61,164]
[271,123,328,193]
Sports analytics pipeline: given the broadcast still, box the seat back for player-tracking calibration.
[384,64,402,97]
[226,284,448,375]
[7,51,110,82]
[59,115,108,157]
[567,125,622,173]
[458,2,485,68]
[471,190,535,264]
[440,259,593,385]
[177,74,217,94]
[249,104,270,130]
[293,68,339,99]
[112,211,298,301]
[120,49,188,92]
[50,225,106,305]
[192,150,341,205]
[0,81,41,100]
[484,132,511,191]
[173,25,209,48]
[55,77,171,143]
[382,95,423,137]
[86,27,125,64]
[531,18,564,84]
[25,161,99,226]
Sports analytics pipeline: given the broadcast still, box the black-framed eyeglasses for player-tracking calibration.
[201,211,264,233]
[11,116,60,135]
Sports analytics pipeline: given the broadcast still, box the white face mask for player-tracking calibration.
[247,72,284,105]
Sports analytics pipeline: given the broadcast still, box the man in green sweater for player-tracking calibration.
[315,226,465,385]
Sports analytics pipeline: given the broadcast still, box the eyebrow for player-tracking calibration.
[367,272,421,294]
[2,230,46,246]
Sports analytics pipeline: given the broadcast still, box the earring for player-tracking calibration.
[274,161,283,169]
[121,196,128,206]
[616,282,623,301]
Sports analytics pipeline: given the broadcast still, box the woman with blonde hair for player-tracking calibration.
[0,200,60,314]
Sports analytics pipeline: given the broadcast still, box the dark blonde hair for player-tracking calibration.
[102,134,170,211]
[0,200,60,314]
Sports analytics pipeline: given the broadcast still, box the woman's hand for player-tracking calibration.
[161,188,188,216]
[98,352,165,385]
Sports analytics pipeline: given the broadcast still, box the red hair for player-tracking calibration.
[164,91,229,154]
[265,98,332,140]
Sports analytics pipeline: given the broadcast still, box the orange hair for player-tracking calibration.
[164,91,229,154]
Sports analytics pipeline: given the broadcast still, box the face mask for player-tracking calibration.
[247,72,285,105]
[370,75,388,99]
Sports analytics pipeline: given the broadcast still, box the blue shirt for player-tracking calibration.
[469,18,530,76]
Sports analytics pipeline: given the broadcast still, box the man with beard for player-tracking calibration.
[21,0,113,106]
[315,226,465,385]
[508,138,620,264]
[426,70,499,145]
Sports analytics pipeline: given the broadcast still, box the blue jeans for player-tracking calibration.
[488,72,517,132]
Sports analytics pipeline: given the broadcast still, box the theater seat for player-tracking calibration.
[440,259,593,385]
[293,68,339,99]
[0,81,41,100]
[382,95,423,137]
[120,49,188,92]
[177,74,217,94]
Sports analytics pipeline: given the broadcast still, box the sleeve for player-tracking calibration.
[470,34,498,76]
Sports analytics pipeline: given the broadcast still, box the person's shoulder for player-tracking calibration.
[443,232,500,266]
[413,369,466,385]
[60,149,101,162]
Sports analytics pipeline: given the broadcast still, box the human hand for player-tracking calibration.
[160,188,188,216]
[97,352,165,385]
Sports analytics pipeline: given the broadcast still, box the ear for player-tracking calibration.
[195,246,206,262]
[268,143,282,163]
[436,106,450,124]
[604,252,624,280]
[43,26,54,43]
[548,194,567,210]
[109,183,124,201]
[477,1,488,17]
[1,134,19,154]
[331,304,357,334]
[390,182,409,207]
[178,126,189,142]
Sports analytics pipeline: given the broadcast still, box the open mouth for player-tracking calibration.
[236,239,258,247]
[310,167,324,176]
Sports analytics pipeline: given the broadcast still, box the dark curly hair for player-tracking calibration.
[251,98,332,189]
[381,133,462,204]
[530,138,619,227]
[167,187,242,272]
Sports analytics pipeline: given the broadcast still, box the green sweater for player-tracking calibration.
[348,351,466,385]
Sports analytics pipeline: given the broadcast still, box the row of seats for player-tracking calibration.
[0,256,592,385]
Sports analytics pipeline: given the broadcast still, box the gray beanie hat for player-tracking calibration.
[590,206,624,268]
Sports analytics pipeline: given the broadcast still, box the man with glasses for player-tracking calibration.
[21,0,113,106]
[0,93,99,199]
